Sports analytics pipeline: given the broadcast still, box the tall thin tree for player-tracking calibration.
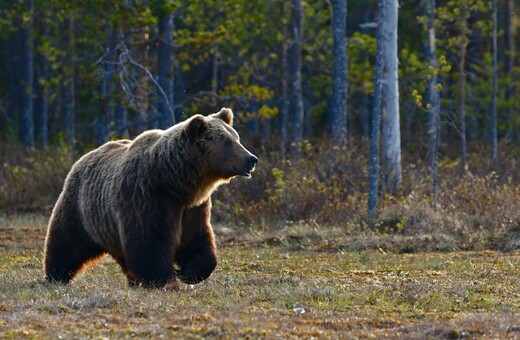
[4,1,19,129]
[491,0,498,168]
[427,0,439,163]
[381,0,402,192]
[504,0,516,142]
[63,15,75,150]
[427,0,441,210]
[331,0,348,149]
[287,0,304,161]
[34,13,48,149]
[114,21,128,138]
[278,1,289,159]
[458,4,469,172]
[157,10,175,129]
[368,0,386,221]
[18,0,35,149]
[97,25,114,146]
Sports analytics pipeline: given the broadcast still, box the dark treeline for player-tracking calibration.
[0,1,518,166]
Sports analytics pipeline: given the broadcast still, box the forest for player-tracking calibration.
[1,0,520,338]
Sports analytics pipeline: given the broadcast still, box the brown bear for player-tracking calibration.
[43,108,257,288]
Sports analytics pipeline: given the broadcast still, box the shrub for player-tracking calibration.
[0,144,74,211]
[213,140,520,251]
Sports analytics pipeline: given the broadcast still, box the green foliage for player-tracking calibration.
[0,0,518,148]
[348,32,377,95]
[411,55,451,111]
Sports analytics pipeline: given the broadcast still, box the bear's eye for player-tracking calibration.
[224,140,233,149]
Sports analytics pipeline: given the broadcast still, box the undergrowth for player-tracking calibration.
[0,143,73,211]
[213,140,520,252]
[0,140,519,251]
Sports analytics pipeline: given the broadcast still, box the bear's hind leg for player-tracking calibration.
[44,213,104,284]
[45,238,104,284]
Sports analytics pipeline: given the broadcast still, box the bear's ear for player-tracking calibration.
[211,107,234,126]
[186,114,208,136]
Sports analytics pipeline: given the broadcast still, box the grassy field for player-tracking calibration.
[1,213,520,338]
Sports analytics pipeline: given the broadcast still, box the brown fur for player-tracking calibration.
[44,108,257,287]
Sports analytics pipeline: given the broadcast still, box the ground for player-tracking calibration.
[1,213,520,338]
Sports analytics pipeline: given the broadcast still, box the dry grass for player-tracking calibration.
[1,213,520,338]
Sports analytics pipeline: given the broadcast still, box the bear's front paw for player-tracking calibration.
[177,268,213,284]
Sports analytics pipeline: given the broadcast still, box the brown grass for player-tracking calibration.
[1,214,520,338]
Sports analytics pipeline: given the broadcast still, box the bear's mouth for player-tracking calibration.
[232,166,253,178]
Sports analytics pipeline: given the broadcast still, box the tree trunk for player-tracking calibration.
[381,0,402,192]
[459,27,468,172]
[427,0,439,164]
[212,47,218,93]
[287,0,304,162]
[5,1,19,129]
[18,0,35,149]
[147,26,158,130]
[278,1,289,159]
[359,93,370,137]
[504,0,516,142]
[491,0,498,168]
[247,76,260,137]
[426,0,441,210]
[114,24,128,138]
[97,26,114,146]
[34,15,48,149]
[63,16,75,150]
[368,0,386,221]
[331,0,348,149]
[135,29,150,131]
[261,116,271,145]
[114,100,127,137]
[157,11,174,129]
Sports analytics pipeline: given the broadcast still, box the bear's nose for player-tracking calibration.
[248,155,258,167]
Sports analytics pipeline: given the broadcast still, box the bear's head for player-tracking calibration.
[185,108,258,180]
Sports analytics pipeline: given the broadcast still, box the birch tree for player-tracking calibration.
[427,0,440,164]
[381,0,402,192]
[288,0,304,161]
[426,0,442,210]
[368,0,386,221]
[331,0,348,149]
